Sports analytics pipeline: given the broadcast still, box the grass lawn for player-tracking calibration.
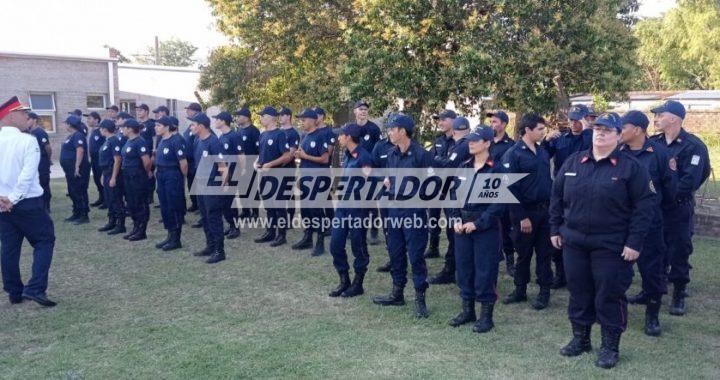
[1,180,719,378]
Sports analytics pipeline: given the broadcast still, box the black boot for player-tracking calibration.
[311,233,325,256]
[191,219,203,228]
[193,245,213,257]
[560,323,592,357]
[595,327,621,369]
[329,271,351,297]
[107,218,126,235]
[550,271,567,289]
[415,289,429,318]
[473,302,495,333]
[155,232,172,249]
[64,213,79,222]
[424,234,440,258]
[505,252,516,277]
[503,285,527,304]
[269,230,287,247]
[206,248,226,264]
[627,290,648,305]
[368,228,380,246]
[341,272,365,297]
[90,198,104,207]
[98,217,116,232]
[254,228,275,243]
[226,227,240,240]
[373,284,405,306]
[449,299,476,327]
[162,229,182,251]
[376,260,391,273]
[128,222,147,241]
[669,285,686,316]
[73,214,90,225]
[532,287,551,310]
[644,297,662,337]
[123,223,139,240]
[428,265,455,285]
[292,230,313,250]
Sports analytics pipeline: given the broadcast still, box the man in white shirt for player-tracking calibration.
[0,96,57,307]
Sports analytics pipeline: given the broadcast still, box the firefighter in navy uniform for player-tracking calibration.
[370,132,396,273]
[120,119,152,241]
[135,104,156,205]
[153,116,188,251]
[550,112,654,369]
[214,111,242,240]
[425,109,456,259]
[235,107,261,220]
[183,103,202,213]
[649,100,710,316]
[487,110,515,277]
[619,110,677,336]
[106,113,131,235]
[86,111,106,208]
[446,127,506,333]
[350,101,382,244]
[313,107,337,237]
[279,107,300,226]
[59,115,91,224]
[97,120,127,234]
[27,112,52,212]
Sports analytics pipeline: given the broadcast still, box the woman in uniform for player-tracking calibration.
[153,116,188,251]
[59,115,90,224]
[120,119,153,241]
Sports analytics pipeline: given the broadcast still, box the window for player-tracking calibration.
[86,94,107,109]
[29,93,56,133]
[120,101,137,118]
[166,99,178,117]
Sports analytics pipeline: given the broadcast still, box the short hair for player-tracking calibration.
[519,113,546,135]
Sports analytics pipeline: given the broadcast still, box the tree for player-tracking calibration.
[636,0,720,90]
[103,44,132,63]
[135,38,198,67]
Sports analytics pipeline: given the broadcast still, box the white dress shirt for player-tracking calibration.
[0,126,44,204]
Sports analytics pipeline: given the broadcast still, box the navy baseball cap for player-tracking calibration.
[124,118,141,131]
[296,108,318,119]
[568,104,589,121]
[594,112,622,132]
[467,126,494,142]
[433,109,457,120]
[587,105,598,117]
[135,104,150,112]
[185,103,202,112]
[117,111,133,120]
[84,111,101,120]
[279,107,292,116]
[65,115,82,128]
[452,117,470,131]
[234,107,251,117]
[156,116,174,127]
[169,116,179,127]
[188,113,211,128]
[651,100,685,120]
[354,100,370,109]
[213,111,233,125]
[314,107,326,116]
[153,105,170,114]
[99,119,116,133]
[486,110,509,124]
[68,109,83,117]
[106,105,119,112]
[341,123,363,139]
[258,106,278,117]
[620,111,650,129]
[386,114,415,134]
[27,112,39,120]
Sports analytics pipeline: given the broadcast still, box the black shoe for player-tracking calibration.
[473,302,495,333]
[415,289,429,318]
[628,290,648,305]
[503,286,527,304]
[560,323,592,357]
[505,261,516,278]
[341,272,365,298]
[368,228,380,246]
[107,218,126,235]
[449,299,476,327]
[162,229,182,251]
[226,228,240,240]
[187,204,199,213]
[669,286,686,316]
[550,275,566,290]
[191,221,203,228]
[254,230,275,243]
[64,213,79,222]
[376,260,391,273]
[193,246,213,257]
[595,327,621,369]
[128,223,147,241]
[329,271,351,297]
[373,284,405,306]
[424,245,440,259]
[21,292,57,307]
[98,218,116,232]
[206,251,226,264]
[291,230,313,250]
[9,295,23,304]
[73,214,90,225]
[155,232,171,249]
[428,267,454,285]
[269,232,287,247]
[644,298,662,337]
[224,227,232,236]
[311,233,325,256]
[532,287,551,310]
[123,224,140,240]
[90,199,104,207]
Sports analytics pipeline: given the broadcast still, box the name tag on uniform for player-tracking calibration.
[380,154,387,158]
[691,155,701,166]
[564,172,577,176]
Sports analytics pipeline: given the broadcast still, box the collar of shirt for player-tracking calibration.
[0,126,22,135]
[581,147,620,166]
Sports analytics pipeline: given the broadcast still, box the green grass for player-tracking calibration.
[1,180,719,379]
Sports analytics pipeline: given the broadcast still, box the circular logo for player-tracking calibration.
[95,136,99,141]
[242,135,247,141]
[331,138,336,143]
[237,145,242,151]
[140,147,147,153]
[41,138,47,143]
[224,143,229,150]
[268,139,273,146]
[163,148,170,154]
[126,147,132,153]
[178,149,183,156]
[78,140,83,145]
[203,150,208,157]
[364,134,370,141]
[310,141,316,148]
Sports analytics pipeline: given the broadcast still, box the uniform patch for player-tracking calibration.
[78,140,83,145]
[691,155,701,166]
[331,138,336,143]
[364,134,370,141]
[649,180,656,194]
[102,146,107,151]
[435,143,442,147]
[115,146,120,151]
[41,138,47,143]
[126,147,132,153]
[564,172,577,176]
[268,139,273,146]
[163,148,170,154]
[503,163,510,168]
[203,151,208,157]
[323,142,328,148]
[94,136,99,141]
[237,145,242,151]
[177,150,183,156]
[224,143,229,150]
[669,157,677,171]
[140,147,146,153]
[310,141,316,148]
[450,152,458,161]
[242,135,247,141]
[218,153,224,159]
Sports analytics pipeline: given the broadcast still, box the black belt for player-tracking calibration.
[157,166,180,172]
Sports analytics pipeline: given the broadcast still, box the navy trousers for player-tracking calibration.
[39,172,51,212]
[90,156,104,203]
[61,161,90,216]
[663,201,694,287]
[199,195,224,251]
[187,169,199,209]
[454,226,502,303]
[102,168,125,220]
[330,208,369,274]
[223,195,239,227]
[386,210,429,291]
[156,168,186,231]
[123,167,150,224]
[0,197,55,298]
[511,208,553,288]
[637,220,668,299]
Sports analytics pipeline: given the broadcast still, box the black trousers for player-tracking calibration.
[102,168,125,220]
[511,208,553,288]
[39,172,51,212]
[123,168,150,224]
[61,161,90,216]
[90,156,104,203]
[187,169,198,209]
[200,195,225,251]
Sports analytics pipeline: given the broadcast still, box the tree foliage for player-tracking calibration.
[135,38,199,67]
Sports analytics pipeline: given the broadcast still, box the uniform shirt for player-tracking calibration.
[429,133,454,159]
[219,130,241,157]
[156,134,187,168]
[356,121,381,154]
[121,136,149,169]
[60,130,89,165]
[620,139,677,213]
[237,124,261,156]
[502,139,552,221]
[98,135,123,169]
[139,119,156,152]
[0,126,44,204]
[182,127,196,165]
[434,136,470,168]
[549,148,655,252]
[386,140,433,215]
[28,126,51,175]
[193,133,223,180]
[343,146,373,170]
[447,158,505,230]
[88,127,105,160]
[544,129,592,175]
[299,129,328,169]
[282,127,300,150]
[650,128,710,202]
[371,138,395,168]
[489,134,514,163]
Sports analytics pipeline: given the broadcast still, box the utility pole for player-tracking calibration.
[154,36,160,65]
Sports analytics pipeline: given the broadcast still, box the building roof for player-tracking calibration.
[668,90,720,100]
[570,91,681,102]
[0,50,117,63]
[118,64,202,102]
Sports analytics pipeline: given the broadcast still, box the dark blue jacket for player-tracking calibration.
[502,139,552,221]
[650,128,710,203]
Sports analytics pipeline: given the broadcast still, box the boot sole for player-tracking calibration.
[373,300,405,306]
[559,346,592,357]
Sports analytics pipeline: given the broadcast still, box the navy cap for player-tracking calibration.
[185,102,202,112]
[386,114,415,134]
[594,112,622,132]
[117,111,133,120]
[467,126,494,142]
[354,100,370,109]
[340,123,363,139]
[568,104,589,121]
[153,105,170,114]
[434,109,457,120]
[651,100,685,120]
[279,107,292,116]
[258,106,278,117]
[169,116,179,127]
[587,105,598,117]
[452,117,470,131]
[99,119,116,132]
[106,105,119,112]
[296,108,318,119]
[124,118,141,131]
[135,104,150,112]
[84,111,101,120]
[213,111,233,125]
[156,116,174,127]
[27,112,39,120]
[620,110,650,129]
[188,112,211,128]
[486,110,509,124]
[233,107,251,117]
[314,107,326,116]
[65,115,82,128]
[68,109,83,117]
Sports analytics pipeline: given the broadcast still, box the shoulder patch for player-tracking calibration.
[691,155,701,166]
[669,157,677,171]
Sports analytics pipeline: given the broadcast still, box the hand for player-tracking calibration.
[545,130,561,141]
[621,246,640,262]
[551,235,563,249]
[453,223,464,234]
[0,196,14,212]
[383,177,390,189]
[462,222,477,233]
[109,178,116,188]
[74,169,81,177]
[147,171,154,179]
[294,149,303,159]
[520,218,532,234]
